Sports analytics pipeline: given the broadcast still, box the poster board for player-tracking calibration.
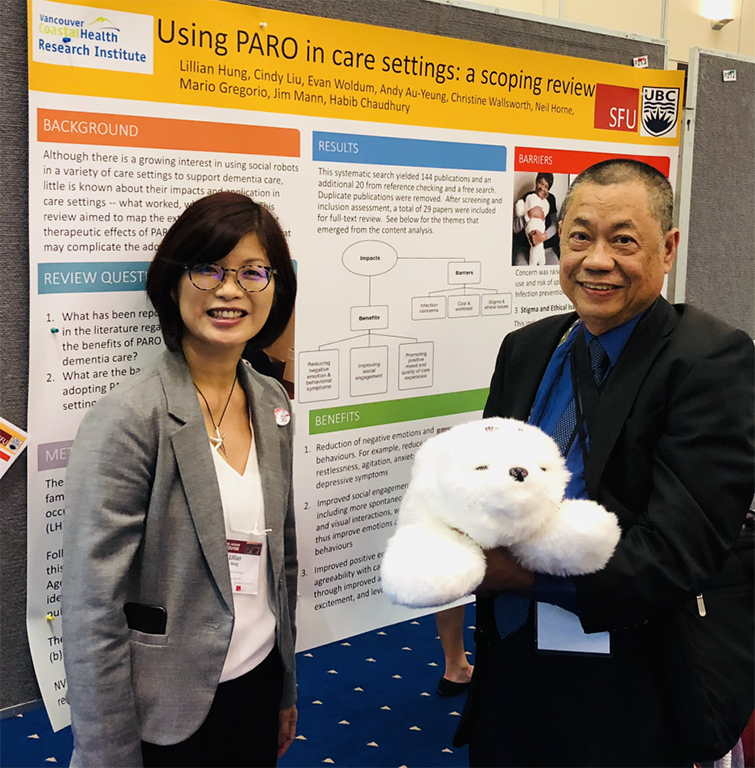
[18,0,683,725]
[675,49,755,337]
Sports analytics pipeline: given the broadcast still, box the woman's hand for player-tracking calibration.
[278,704,298,758]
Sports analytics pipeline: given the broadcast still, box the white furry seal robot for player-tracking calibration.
[381,418,621,608]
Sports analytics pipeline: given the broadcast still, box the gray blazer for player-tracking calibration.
[62,349,297,767]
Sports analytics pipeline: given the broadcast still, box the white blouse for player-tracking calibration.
[211,433,276,683]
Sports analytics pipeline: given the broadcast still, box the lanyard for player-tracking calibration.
[568,329,604,469]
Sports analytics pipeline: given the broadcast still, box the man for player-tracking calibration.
[512,172,560,266]
[457,159,754,767]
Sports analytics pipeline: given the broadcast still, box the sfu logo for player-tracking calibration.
[594,84,639,132]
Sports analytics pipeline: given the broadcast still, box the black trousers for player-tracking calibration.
[461,610,691,768]
[142,647,284,768]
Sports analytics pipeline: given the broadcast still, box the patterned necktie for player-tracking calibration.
[551,396,577,457]
[493,337,610,640]
[492,591,531,640]
[589,337,610,386]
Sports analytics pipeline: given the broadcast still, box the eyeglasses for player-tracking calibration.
[186,263,276,293]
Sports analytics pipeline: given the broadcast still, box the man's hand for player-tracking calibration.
[527,205,546,220]
[476,547,535,596]
[528,230,547,246]
[278,705,298,759]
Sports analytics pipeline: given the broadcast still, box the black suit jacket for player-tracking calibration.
[483,297,754,632]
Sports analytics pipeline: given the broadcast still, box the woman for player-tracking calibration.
[62,192,298,768]
[512,171,560,266]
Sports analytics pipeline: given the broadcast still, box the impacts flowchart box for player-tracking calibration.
[299,350,339,403]
[351,305,389,330]
[350,346,388,397]
[399,342,433,390]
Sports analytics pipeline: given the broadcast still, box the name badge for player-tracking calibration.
[227,538,263,595]
[536,602,611,655]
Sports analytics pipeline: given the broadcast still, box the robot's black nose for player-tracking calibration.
[509,467,528,482]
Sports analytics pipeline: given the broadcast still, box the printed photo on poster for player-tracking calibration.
[511,169,568,267]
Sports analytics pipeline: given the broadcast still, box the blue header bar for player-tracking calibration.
[39,262,151,294]
[313,132,507,172]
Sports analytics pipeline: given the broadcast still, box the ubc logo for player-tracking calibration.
[593,84,639,133]
[640,87,680,138]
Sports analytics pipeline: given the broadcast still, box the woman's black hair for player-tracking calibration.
[535,172,554,190]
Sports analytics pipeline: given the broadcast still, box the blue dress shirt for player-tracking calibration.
[530,311,643,613]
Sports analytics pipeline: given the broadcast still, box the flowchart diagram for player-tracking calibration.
[298,240,511,403]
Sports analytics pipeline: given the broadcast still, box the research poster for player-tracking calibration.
[27,0,683,729]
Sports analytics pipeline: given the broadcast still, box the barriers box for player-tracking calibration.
[411,296,446,320]
[448,262,481,284]
[448,294,481,317]
[481,293,512,315]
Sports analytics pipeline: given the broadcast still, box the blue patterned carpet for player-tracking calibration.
[1,606,474,768]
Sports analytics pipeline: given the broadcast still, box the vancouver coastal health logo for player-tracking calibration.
[33,0,153,74]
